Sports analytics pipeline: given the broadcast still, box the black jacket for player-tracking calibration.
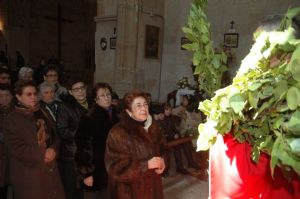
[56,95,90,161]
[75,104,119,191]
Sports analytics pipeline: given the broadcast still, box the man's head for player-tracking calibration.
[0,84,13,108]
[163,103,173,117]
[39,81,55,104]
[43,65,59,84]
[0,68,11,85]
[151,104,165,121]
[67,78,87,103]
[18,67,34,81]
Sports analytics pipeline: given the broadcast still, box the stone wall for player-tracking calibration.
[95,0,300,101]
[1,0,96,75]
[159,0,300,101]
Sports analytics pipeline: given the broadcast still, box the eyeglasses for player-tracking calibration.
[133,103,148,109]
[71,85,86,92]
[22,92,37,97]
[96,93,112,99]
[45,74,58,77]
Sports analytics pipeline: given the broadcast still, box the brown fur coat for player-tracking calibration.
[105,113,165,199]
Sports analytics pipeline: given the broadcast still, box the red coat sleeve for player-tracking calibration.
[210,134,300,199]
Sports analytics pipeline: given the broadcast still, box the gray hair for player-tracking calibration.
[18,67,33,80]
[39,81,55,93]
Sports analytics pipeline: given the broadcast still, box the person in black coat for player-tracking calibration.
[56,78,91,199]
[75,82,118,199]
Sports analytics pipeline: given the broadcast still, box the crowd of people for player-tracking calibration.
[0,58,202,199]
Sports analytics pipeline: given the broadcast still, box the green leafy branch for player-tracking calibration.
[197,7,300,178]
[182,0,227,97]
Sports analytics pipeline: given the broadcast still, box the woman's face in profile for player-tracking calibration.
[127,96,149,122]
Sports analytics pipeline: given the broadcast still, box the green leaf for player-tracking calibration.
[284,111,300,135]
[286,87,300,110]
[216,113,232,133]
[193,51,201,65]
[248,91,259,109]
[288,138,300,156]
[272,115,284,129]
[270,137,280,178]
[219,97,230,112]
[276,104,289,112]
[262,86,274,98]
[274,80,288,101]
[259,135,273,154]
[221,52,227,63]
[249,82,262,91]
[211,56,221,69]
[229,93,245,114]
[286,7,300,20]
[182,42,198,51]
[290,58,300,82]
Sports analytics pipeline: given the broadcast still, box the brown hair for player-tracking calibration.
[163,103,172,110]
[123,90,147,111]
[14,80,37,95]
[92,82,112,99]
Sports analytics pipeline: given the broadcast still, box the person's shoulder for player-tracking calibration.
[4,109,24,124]
[108,123,129,140]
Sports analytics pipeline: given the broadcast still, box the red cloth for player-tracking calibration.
[210,134,300,199]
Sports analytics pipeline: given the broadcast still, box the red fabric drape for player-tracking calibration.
[209,134,300,199]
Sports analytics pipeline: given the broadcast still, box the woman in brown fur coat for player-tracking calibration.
[105,90,166,199]
[4,81,65,199]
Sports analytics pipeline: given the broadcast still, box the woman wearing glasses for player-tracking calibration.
[4,80,65,199]
[105,90,166,199]
[56,78,91,199]
[75,82,119,199]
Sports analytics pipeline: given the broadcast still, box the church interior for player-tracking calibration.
[1,0,300,199]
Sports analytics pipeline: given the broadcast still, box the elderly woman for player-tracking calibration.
[75,82,119,199]
[105,90,166,199]
[18,66,34,81]
[4,80,65,199]
[39,81,60,121]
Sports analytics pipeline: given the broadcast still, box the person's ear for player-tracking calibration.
[68,90,73,96]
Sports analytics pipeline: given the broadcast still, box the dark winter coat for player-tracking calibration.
[0,105,13,187]
[56,95,90,161]
[105,113,165,199]
[4,106,65,199]
[161,115,182,141]
[75,105,119,191]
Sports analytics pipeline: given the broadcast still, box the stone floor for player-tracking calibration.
[163,173,208,199]
[163,149,209,199]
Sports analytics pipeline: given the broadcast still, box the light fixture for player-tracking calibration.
[100,38,107,50]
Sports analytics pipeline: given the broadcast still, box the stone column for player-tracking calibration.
[113,0,140,96]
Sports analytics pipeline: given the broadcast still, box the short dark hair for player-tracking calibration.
[163,103,172,110]
[0,68,10,75]
[0,83,13,94]
[65,77,85,90]
[92,82,112,99]
[42,64,59,76]
[151,104,164,114]
[14,80,37,95]
[111,92,119,100]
